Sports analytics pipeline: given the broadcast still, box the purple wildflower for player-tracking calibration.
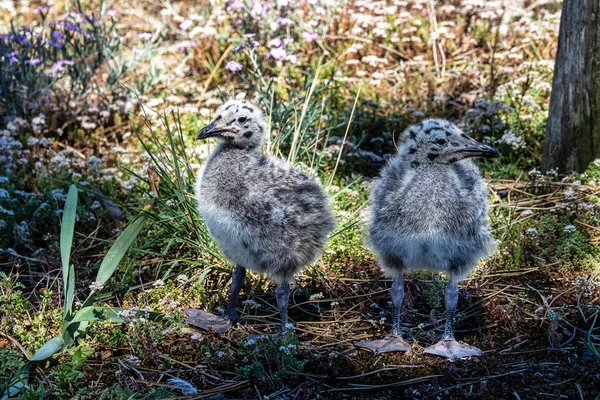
[250,2,268,16]
[50,59,74,73]
[50,30,64,48]
[11,34,28,44]
[25,59,42,66]
[267,38,282,48]
[63,21,78,32]
[278,17,293,26]
[302,31,319,43]
[235,40,248,52]
[226,1,244,11]
[6,51,19,64]
[225,61,243,72]
[106,9,117,17]
[268,47,287,60]
[35,4,53,11]
[179,20,193,30]
[177,40,197,49]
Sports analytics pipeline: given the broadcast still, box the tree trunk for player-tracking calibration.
[542,0,600,173]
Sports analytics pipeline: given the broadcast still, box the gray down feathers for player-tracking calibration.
[196,100,335,284]
[369,119,496,279]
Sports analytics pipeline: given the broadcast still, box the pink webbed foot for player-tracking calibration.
[354,335,412,354]
[184,309,232,333]
[423,338,482,359]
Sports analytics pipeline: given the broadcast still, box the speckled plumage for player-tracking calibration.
[191,99,334,335]
[196,100,334,284]
[356,118,499,358]
[369,119,496,279]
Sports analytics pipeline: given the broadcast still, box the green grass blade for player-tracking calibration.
[60,185,78,318]
[95,214,148,285]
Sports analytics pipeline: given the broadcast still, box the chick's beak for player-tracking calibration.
[197,121,222,140]
[463,140,500,159]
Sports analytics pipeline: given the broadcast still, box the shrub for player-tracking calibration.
[0,3,120,122]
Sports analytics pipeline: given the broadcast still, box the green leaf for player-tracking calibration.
[31,336,64,361]
[95,215,147,285]
[1,364,29,400]
[69,345,94,366]
[65,306,163,329]
[64,264,75,321]
[69,306,126,324]
[60,185,78,319]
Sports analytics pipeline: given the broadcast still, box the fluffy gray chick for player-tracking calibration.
[191,99,334,336]
[355,118,499,359]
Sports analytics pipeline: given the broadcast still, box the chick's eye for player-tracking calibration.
[434,138,447,145]
[238,116,247,123]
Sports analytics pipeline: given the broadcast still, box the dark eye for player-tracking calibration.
[238,116,247,123]
[434,138,447,145]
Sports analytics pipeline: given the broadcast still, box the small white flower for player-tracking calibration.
[564,187,577,200]
[90,201,101,210]
[153,279,165,287]
[242,299,262,309]
[124,354,141,366]
[309,292,324,300]
[51,188,66,202]
[89,281,105,291]
[526,228,538,237]
[564,225,576,233]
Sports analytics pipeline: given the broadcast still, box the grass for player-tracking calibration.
[1,0,600,399]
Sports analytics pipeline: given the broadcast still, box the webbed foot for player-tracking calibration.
[354,335,412,354]
[423,338,482,359]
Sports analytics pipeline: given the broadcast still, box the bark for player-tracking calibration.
[542,0,600,173]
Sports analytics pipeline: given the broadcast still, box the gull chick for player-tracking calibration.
[188,99,334,336]
[356,118,499,359]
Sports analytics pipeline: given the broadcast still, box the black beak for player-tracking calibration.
[461,141,500,159]
[197,121,226,140]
